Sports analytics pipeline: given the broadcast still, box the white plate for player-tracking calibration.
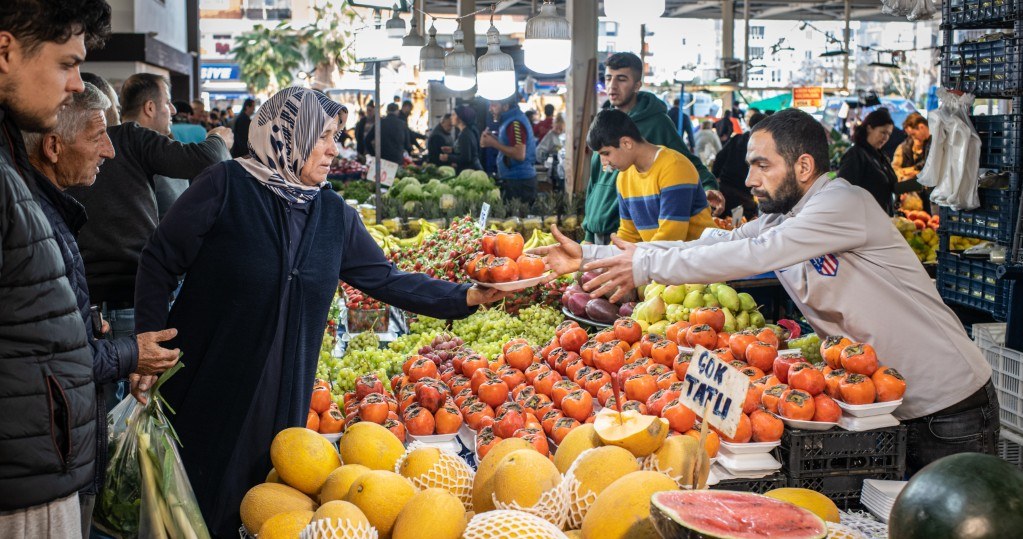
[320,432,342,444]
[471,273,552,292]
[863,479,908,498]
[836,398,903,417]
[716,452,782,473]
[837,413,900,432]
[561,306,613,328]
[719,440,780,455]
[774,414,838,431]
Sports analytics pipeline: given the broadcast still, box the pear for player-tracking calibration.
[707,283,724,294]
[715,285,741,312]
[644,283,666,301]
[632,301,650,323]
[648,321,669,336]
[684,284,707,296]
[722,308,736,334]
[682,290,705,309]
[735,310,751,331]
[750,311,766,328]
[703,293,720,308]
[645,296,667,323]
[738,292,757,312]
[661,285,687,306]
[635,319,650,332]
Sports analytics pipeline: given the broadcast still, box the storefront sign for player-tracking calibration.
[678,346,749,438]
[792,86,824,108]
[201,64,241,81]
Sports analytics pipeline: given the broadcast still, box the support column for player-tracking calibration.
[458,0,477,63]
[565,0,598,195]
[742,0,749,88]
[843,0,851,91]
[721,0,734,110]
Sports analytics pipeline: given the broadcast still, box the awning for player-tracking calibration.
[748,93,792,112]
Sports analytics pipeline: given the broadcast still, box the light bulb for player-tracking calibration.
[524,1,571,74]
[476,71,516,100]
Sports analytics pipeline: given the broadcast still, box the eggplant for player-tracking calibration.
[580,271,601,286]
[585,298,618,324]
[619,302,637,318]
[567,293,590,317]
[561,284,583,307]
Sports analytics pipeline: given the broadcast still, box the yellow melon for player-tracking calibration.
[239,482,317,535]
[319,464,371,504]
[266,468,282,483]
[397,447,474,510]
[565,446,640,529]
[462,510,569,539]
[643,435,709,489]
[391,488,467,539]
[339,422,405,471]
[345,470,417,538]
[553,424,602,474]
[593,409,668,458]
[270,427,342,496]
[472,438,533,513]
[311,500,370,527]
[581,471,678,539]
[765,488,841,523]
[258,509,314,539]
[493,449,562,508]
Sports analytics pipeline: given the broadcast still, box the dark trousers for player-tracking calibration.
[904,380,1000,476]
[500,177,537,206]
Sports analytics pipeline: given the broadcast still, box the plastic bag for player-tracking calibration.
[93,363,211,539]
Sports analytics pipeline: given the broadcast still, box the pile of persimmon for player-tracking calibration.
[819,337,907,405]
[306,379,347,436]
[463,231,546,283]
[384,357,469,440]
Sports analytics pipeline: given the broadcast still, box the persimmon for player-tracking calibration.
[720,413,752,443]
[524,362,551,384]
[355,374,384,400]
[310,386,332,414]
[740,366,766,380]
[487,257,519,282]
[646,389,672,417]
[657,372,680,390]
[840,343,879,376]
[358,393,389,424]
[435,404,463,434]
[594,328,617,344]
[306,409,320,431]
[640,334,665,357]
[504,342,535,371]
[498,367,525,392]
[666,321,692,344]
[821,335,853,370]
[404,404,436,435]
[651,340,680,367]
[522,393,555,418]
[478,378,510,408]
[493,408,525,438]
[779,389,815,421]
[533,370,562,398]
[481,232,498,255]
[754,328,780,348]
[686,325,718,349]
[454,388,475,408]
[729,330,759,361]
[559,326,589,353]
[556,320,582,340]
[690,307,725,333]
[749,409,783,442]
[564,359,587,383]
[686,428,720,458]
[514,426,549,455]
[812,394,841,422]
[674,352,693,380]
[541,409,564,435]
[551,380,580,407]
[584,370,611,397]
[516,254,546,279]
[621,400,648,414]
[579,341,599,366]
[383,418,406,443]
[624,374,658,403]
[470,367,498,394]
[494,232,524,260]
[561,389,595,422]
[551,417,581,445]
[475,426,501,459]
[463,401,496,430]
[839,373,876,405]
[743,383,761,415]
[661,400,698,432]
[761,384,789,414]
[871,366,907,402]
[788,362,826,396]
[613,318,643,345]
[593,342,626,373]
[745,342,778,373]
[596,383,615,406]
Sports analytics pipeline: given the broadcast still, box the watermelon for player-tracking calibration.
[889,452,1023,539]
[650,490,827,539]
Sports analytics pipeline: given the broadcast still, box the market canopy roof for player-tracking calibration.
[747,92,792,111]
[423,0,909,22]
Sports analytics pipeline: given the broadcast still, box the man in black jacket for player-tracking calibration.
[23,82,182,536]
[68,73,231,345]
[712,112,765,220]
[366,102,411,164]
[231,97,254,157]
[0,0,110,534]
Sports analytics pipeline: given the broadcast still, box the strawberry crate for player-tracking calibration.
[973,323,1023,434]
[788,470,904,511]
[780,426,907,478]
[943,0,1022,29]
[936,252,1015,321]
[711,472,787,494]
[939,188,1021,244]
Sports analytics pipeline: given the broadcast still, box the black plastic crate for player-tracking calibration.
[937,252,1015,320]
[939,188,1021,244]
[942,36,1023,97]
[943,0,1022,29]
[973,115,1023,169]
[788,469,903,511]
[780,426,906,478]
[711,473,787,494]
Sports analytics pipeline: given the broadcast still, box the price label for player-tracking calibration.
[678,346,749,438]
[478,202,490,229]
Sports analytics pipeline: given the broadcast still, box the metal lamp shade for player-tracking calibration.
[419,23,446,82]
[524,1,570,74]
[444,29,476,91]
[476,25,516,100]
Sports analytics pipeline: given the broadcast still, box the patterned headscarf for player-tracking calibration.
[237,87,345,204]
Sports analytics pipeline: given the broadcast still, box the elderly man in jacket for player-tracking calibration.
[0,0,111,536]
[23,82,182,536]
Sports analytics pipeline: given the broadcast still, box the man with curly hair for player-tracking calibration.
[0,0,111,536]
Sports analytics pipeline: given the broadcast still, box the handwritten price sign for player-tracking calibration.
[678,345,749,438]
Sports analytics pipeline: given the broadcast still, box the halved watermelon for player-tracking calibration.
[650,490,828,539]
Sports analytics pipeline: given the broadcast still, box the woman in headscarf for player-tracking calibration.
[133,87,503,537]
[837,107,923,216]
[451,105,482,172]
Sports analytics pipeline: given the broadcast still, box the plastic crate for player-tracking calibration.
[942,36,1023,97]
[973,323,1023,433]
[710,472,787,494]
[998,433,1023,469]
[943,0,1022,29]
[780,427,907,478]
[939,188,1021,244]
[936,252,1014,320]
[788,470,904,511]
[972,115,1023,169]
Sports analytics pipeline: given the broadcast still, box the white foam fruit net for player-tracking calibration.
[463,509,569,539]
[561,447,603,529]
[299,519,379,539]
[492,481,568,530]
[393,441,475,512]
[640,452,705,490]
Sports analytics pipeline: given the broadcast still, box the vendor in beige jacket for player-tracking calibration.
[537,109,997,476]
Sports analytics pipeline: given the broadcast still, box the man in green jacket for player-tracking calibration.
[583,52,724,243]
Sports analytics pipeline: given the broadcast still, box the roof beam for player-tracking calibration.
[669,0,718,16]
[495,0,523,13]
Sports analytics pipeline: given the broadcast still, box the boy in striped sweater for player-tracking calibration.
[587,109,716,242]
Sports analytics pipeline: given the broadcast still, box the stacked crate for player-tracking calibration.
[939,1,1023,338]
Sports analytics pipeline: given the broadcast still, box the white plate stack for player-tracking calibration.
[837,399,903,431]
[860,478,907,523]
[714,440,782,478]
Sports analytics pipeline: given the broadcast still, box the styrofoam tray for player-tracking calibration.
[719,440,781,455]
[561,307,612,328]
[715,452,783,473]
[471,273,552,291]
[774,414,839,431]
[838,413,900,432]
[407,432,462,454]
[837,398,903,417]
